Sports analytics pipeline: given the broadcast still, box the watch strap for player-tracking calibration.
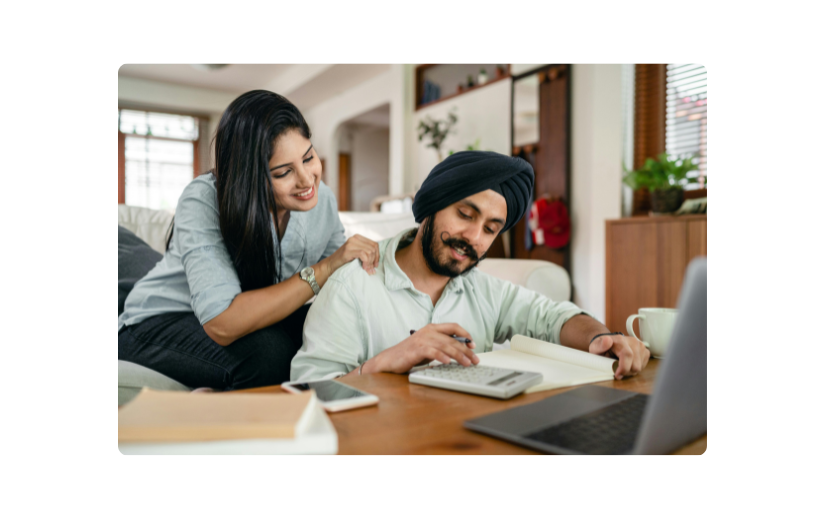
[301,269,320,296]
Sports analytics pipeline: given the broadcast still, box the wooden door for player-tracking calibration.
[338,153,351,211]
[529,66,569,270]
[510,65,570,273]
[118,131,126,204]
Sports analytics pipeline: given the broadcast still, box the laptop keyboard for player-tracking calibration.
[524,394,649,455]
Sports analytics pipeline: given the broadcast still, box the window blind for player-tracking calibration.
[666,64,707,188]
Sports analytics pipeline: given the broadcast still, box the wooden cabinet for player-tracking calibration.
[605,215,706,332]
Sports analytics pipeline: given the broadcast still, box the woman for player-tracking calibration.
[118,90,379,390]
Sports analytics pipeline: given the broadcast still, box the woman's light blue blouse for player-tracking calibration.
[118,173,346,331]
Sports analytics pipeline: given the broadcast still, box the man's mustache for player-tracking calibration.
[439,232,480,261]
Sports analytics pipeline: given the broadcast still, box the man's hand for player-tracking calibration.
[589,334,650,380]
[363,323,479,374]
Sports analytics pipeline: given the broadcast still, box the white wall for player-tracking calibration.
[411,79,512,189]
[570,64,624,321]
[303,65,408,201]
[351,127,390,212]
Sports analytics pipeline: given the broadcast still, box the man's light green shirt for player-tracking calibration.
[291,229,591,381]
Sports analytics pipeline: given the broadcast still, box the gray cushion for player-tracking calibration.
[119,225,162,315]
[118,360,191,406]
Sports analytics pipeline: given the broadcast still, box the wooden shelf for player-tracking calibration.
[415,64,510,111]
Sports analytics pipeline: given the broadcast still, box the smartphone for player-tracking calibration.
[282,379,379,412]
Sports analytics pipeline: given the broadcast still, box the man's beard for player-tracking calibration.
[420,216,487,278]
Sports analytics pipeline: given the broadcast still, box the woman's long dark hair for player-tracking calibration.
[207,90,312,291]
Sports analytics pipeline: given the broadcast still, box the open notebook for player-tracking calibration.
[477,335,617,393]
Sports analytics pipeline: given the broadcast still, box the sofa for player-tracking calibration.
[117,205,571,405]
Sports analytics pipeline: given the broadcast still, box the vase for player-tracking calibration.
[649,188,684,214]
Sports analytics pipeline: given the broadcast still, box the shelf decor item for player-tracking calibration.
[478,68,488,85]
[622,153,699,214]
[417,110,458,162]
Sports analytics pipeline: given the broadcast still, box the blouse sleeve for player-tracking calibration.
[321,183,346,259]
[174,182,242,325]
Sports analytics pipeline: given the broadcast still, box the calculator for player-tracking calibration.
[408,363,542,400]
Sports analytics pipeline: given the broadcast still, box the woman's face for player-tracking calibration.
[268,129,322,213]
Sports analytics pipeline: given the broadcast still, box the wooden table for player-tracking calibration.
[244,359,706,455]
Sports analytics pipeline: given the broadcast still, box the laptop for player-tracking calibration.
[464,258,707,455]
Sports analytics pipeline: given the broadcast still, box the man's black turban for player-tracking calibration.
[412,151,535,233]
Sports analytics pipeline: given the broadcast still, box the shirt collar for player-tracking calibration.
[381,228,474,295]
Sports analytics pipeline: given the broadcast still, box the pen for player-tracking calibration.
[409,329,472,344]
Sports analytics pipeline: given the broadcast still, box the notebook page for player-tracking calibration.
[511,335,616,375]
[476,350,613,393]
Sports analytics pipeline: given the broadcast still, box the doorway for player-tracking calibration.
[510,65,571,273]
[336,104,390,212]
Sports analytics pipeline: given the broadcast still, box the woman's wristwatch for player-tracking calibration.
[300,267,320,296]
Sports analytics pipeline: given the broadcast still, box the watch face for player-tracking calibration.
[301,267,313,278]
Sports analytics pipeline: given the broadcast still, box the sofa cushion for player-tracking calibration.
[118,360,190,406]
[338,211,417,242]
[117,204,174,254]
[119,225,162,315]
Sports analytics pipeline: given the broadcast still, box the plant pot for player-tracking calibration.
[649,188,684,214]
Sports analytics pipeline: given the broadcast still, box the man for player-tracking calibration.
[291,151,649,382]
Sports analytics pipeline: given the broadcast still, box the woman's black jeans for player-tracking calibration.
[118,305,310,390]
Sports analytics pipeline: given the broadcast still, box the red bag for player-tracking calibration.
[529,198,570,249]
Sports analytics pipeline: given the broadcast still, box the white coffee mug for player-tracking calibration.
[626,308,678,358]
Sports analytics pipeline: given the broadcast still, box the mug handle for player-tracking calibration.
[626,314,650,348]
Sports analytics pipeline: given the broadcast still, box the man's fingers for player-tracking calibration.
[448,339,481,364]
[439,343,473,366]
[613,342,634,379]
[425,347,452,366]
[589,335,613,355]
[432,323,474,344]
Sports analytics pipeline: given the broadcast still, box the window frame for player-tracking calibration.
[117,106,209,207]
[632,64,706,216]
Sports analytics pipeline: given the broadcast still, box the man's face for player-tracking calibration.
[420,189,508,278]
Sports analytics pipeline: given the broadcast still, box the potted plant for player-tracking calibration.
[478,68,488,85]
[417,109,458,162]
[622,153,698,214]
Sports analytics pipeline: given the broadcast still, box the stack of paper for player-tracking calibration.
[118,388,337,454]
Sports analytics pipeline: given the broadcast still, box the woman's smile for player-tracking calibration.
[292,185,315,201]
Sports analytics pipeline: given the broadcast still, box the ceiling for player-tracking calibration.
[118,64,294,93]
[118,64,391,111]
